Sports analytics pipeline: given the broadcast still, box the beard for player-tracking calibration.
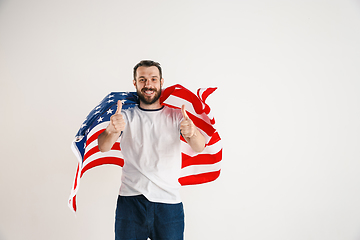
[136,86,162,105]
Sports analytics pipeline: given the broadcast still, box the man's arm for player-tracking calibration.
[180,105,206,153]
[98,100,126,152]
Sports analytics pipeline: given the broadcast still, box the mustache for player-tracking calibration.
[141,87,158,92]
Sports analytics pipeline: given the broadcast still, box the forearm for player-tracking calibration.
[183,127,205,153]
[98,129,121,152]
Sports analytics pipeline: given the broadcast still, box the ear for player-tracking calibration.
[133,79,136,88]
[160,78,164,88]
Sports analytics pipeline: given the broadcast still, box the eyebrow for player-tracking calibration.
[138,76,159,79]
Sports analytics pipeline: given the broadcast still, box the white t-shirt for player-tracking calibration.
[119,105,183,204]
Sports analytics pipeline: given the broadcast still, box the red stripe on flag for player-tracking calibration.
[72,195,77,212]
[186,111,215,137]
[178,170,221,185]
[181,149,222,168]
[83,142,121,163]
[160,84,176,102]
[83,146,99,162]
[86,129,105,148]
[161,84,206,115]
[197,87,217,105]
[80,157,124,177]
[206,132,221,146]
[73,163,80,190]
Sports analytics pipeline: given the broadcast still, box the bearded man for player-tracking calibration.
[98,60,205,240]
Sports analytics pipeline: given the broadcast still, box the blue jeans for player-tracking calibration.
[115,195,184,240]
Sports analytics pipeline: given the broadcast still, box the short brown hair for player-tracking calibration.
[133,60,162,80]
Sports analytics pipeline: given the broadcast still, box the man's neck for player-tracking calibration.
[139,100,162,110]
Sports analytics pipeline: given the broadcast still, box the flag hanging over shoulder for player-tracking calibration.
[69,84,222,212]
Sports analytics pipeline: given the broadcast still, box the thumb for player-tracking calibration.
[115,100,123,114]
[181,104,189,120]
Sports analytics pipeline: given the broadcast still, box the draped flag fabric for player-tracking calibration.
[69,84,222,212]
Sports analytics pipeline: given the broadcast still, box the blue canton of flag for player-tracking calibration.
[73,92,138,161]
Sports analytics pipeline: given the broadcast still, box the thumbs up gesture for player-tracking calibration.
[98,100,126,152]
[180,105,196,138]
[107,100,126,134]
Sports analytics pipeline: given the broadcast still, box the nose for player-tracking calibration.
[145,80,152,88]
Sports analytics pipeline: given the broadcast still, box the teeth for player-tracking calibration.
[145,90,154,95]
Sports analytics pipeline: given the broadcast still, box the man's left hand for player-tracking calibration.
[180,105,196,138]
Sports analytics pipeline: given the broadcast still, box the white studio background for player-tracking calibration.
[1,0,360,239]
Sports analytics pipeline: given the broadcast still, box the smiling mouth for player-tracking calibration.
[143,89,155,96]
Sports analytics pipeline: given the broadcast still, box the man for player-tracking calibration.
[98,60,206,240]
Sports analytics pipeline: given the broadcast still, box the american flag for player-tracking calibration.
[69,84,222,212]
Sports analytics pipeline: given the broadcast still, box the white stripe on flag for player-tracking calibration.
[180,161,222,178]
[82,150,124,169]
[181,140,222,157]
[87,121,109,140]
[164,95,214,126]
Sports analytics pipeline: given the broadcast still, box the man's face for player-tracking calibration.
[133,66,164,106]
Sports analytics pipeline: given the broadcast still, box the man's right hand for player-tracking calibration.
[107,100,126,134]
[98,100,126,152]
